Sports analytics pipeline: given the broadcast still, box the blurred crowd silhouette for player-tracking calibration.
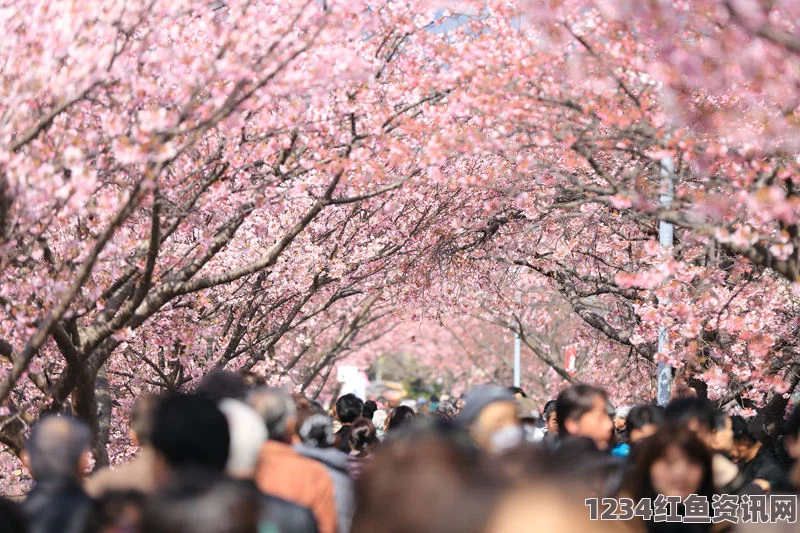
[2,371,800,533]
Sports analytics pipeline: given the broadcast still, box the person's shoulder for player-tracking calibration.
[295,450,336,477]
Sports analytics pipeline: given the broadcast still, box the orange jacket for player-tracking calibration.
[256,440,338,533]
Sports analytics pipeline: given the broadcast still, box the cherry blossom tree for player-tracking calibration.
[416,0,800,427]
[0,0,475,479]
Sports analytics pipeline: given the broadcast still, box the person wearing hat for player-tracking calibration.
[458,385,522,453]
[613,405,632,441]
[516,397,545,443]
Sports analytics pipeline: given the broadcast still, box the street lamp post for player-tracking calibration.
[657,156,674,406]
[513,330,521,388]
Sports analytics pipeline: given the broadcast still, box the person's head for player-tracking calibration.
[151,394,230,478]
[248,388,297,443]
[709,411,734,454]
[730,415,758,462]
[626,405,664,444]
[459,386,520,452]
[613,405,632,431]
[556,385,613,450]
[218,399,267,479]
[292,394,313,412]
[141,470,260,533]
[352,429,493,533]
[296,410,335,449]
[625,427,714,502]
[435,401,457,420]
[542,400,558,434]
[362,400,378,420]
[349,417,379,457]
[24,415,91,482]
[335,394,364,425]
[507,386,527,399]
[664,397,716,445]
[195,369,248,402]
[516,398,538,425]
[387,405,416,433]
[128,395,161,448]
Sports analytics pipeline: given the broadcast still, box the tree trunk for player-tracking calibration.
[72,365,105,467]
[94,365,112,468]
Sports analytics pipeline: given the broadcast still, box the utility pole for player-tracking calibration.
[657,157,674,406]
[513,329,521,388]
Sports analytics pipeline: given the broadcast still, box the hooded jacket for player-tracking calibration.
[295,443,355,533]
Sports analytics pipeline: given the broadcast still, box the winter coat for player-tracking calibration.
[24,477,93,533]
[295,444,355,533]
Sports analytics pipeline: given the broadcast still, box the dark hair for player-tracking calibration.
[543,436,620,494]
[541,400,557,427]
[711,410,729,432]
[507,386,527,398]
[664,398,715,433]
[556,385,607,437]
[84,490,145,533]
[151,394,230,472]
[141,471,260,533]
[349,417,379,457]
[129,395,161,446]
[362,400,378,420]
[336,394,365,424]
[624,427,715,503]
[195,370,248,402]
[335,425,353,454]
[387,405,415,432]
[0,497,28,533]
[627,405,664,433]
[731,415,755,442]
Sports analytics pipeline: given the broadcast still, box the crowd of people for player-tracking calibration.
[2,371,800,533]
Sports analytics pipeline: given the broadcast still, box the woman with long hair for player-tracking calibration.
[622,426,721,533]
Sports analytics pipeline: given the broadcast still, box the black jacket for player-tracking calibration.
[740,444,786,489]
[23,477,93,533]
[228,479,317,533]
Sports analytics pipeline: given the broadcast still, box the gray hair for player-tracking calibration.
[27,415,91,481]
[247,388,296,442]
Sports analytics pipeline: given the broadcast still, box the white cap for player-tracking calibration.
[219,398,267,477]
